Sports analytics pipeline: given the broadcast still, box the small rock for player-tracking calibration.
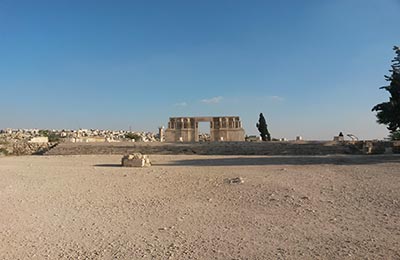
[225,177,244,184]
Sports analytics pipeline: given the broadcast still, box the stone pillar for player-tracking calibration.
[195,120,199,142]
[158,126,164,142]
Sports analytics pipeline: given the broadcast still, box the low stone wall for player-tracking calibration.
[44,141,397,156]
[393,141,400,153]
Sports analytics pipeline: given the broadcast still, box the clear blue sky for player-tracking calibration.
[1,0,399,139]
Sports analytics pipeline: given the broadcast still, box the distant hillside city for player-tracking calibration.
[0,128,162,156]
[0,128,160,143]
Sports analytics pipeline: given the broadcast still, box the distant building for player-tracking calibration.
[67,136,106,143]
[29,136,49,143]
[165,116,245,142]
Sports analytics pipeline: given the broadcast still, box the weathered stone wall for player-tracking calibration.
[45,141,397,156]
[210,128,245,142]
[165,128,197,142]
[393,141,400,153]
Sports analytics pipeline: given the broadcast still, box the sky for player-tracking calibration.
[0,0,399,140]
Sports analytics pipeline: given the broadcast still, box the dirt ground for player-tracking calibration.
[0,154,399,259]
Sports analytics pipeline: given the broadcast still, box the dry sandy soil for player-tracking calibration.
[0,154,399,259]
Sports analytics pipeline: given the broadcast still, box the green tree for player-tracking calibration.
[38,130,50,137]
[38,130,60,142]
[256,113,271,141]
[372,46,400,140]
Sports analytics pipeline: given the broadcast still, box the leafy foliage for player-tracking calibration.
[372,46,400,135]
[390,130,400,141]
[256,113,271,141]
[38,130,49,136]
[39,130,61,142]
[0,147,9,155]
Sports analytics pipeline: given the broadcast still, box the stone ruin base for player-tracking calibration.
[357,141,400,154]
[121,153,151,167]
[393,141,400,154]
[46,140,400,156]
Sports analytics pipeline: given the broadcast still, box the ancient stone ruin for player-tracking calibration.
[121,153,151,167]
[165,116,245,142]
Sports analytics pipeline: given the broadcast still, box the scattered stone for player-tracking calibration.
[121,153,151,167]
[0,141,53,155]
[225,177,244,184]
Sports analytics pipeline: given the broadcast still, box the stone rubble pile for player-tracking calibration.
[0,138,53,156]
[121,153,151,167]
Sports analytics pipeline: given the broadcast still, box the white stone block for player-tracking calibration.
[121,153,151,167]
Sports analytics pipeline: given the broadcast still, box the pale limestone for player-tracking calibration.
[121,153,151,167]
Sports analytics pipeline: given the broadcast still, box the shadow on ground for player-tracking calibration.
[153,155,400,166]
[94,164,122,168]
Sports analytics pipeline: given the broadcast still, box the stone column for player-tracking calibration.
[158,126,164,142]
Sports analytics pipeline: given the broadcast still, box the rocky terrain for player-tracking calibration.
[0,139,54,156]
[0,154,399,259]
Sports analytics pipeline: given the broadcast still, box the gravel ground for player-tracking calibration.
[0,154,399,259]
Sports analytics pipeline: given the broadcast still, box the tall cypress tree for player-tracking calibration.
[372,46,400,140]
[256,113,271,141]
